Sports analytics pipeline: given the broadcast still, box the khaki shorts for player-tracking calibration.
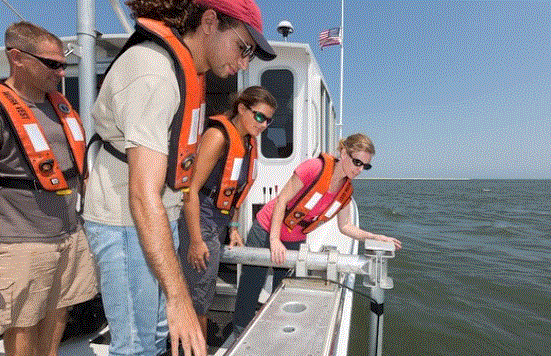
[0,229,98,333]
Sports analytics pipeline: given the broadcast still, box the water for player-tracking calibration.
[348,179,551,356]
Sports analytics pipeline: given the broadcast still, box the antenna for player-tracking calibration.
[1,0,26,21]
[277,20,294,41]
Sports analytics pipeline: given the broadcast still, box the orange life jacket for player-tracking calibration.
[98,17,206,191]
[0,84,86,193]
[283,153,353,233]
[207,115,257,213]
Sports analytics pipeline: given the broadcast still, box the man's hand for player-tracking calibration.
[127,146,207,356]
[166,295,207,356]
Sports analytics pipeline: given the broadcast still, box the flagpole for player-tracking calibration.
[338,0,344,140]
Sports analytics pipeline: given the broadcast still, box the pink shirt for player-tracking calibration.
[256,157,338,242]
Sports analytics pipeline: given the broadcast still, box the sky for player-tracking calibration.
[1,0,550,179]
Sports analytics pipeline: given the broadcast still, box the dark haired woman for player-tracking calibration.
[179,86,277,336]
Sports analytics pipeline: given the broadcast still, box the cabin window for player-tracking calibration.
[330,106,337,150]
[62,77,81,112]
[324,88,333,152]
[205,71,238,117]
[260,69,294,159]
[320,83,336,152]
[60,75,105,112]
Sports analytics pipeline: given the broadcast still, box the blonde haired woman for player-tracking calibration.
[232,133,401,334]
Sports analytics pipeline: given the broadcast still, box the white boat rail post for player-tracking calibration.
[363,245,395,356]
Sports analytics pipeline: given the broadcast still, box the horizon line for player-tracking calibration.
[354,177,550,180]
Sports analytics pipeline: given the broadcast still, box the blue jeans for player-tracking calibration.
[84,220,179,356]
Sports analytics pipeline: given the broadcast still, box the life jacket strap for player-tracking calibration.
[102,140,128,163]
[88,133,128,163]
[0,167,79,190]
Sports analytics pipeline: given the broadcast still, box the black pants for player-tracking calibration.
[232,219,302,332]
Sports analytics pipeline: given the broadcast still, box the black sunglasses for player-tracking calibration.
[350,156,372,170]
[8,47,67,70]
[231,27,255,61]
[246,106,273,126]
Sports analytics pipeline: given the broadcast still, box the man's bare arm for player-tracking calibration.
[127,145,206,356]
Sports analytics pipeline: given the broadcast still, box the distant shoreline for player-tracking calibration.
[355,177,471,180]
[354,177,551,180]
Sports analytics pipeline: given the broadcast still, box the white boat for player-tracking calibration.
[0,1,396,355]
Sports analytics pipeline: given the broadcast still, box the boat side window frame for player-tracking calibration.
[259,67,296,160]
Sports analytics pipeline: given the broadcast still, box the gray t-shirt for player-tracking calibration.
[0,98,81,242]
[82,41,185,226]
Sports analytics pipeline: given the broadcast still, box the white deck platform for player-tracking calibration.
[226,278,344,356]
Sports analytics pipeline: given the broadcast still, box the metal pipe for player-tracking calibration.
[369,285,385,356]
[76,0,97,139]
[1,0,25,21]
[109,0,133,34]
[221,245,370,275]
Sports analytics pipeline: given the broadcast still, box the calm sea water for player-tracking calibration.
[348,179,551,356]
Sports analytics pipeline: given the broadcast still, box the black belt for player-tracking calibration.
[200,186,218,199]
[0,167,79,190]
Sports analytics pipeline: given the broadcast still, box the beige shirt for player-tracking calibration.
[82,42,183,226]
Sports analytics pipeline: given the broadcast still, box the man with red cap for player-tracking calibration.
[82,1,275,355]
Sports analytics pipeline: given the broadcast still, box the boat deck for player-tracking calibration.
[226,278,344,356]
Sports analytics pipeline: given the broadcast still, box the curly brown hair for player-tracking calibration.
[125,0,239,34]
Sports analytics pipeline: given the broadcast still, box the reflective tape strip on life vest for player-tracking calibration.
[0,85,85,191]
[134,17,206,190]
[283,153,334,228]
[208,115,257,212]
[283,153,353,233]
[47,92,86,176]
[301,179,353,234]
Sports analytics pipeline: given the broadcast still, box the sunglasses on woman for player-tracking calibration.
[246,105,273,126]
[8,47,67,70]
[349,154,372,170]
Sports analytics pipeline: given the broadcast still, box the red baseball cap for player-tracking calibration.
[194,0,276,61]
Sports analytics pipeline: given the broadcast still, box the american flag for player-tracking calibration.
[318,27,342,48]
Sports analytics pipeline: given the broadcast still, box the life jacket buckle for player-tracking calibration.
[56,189,72,196]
